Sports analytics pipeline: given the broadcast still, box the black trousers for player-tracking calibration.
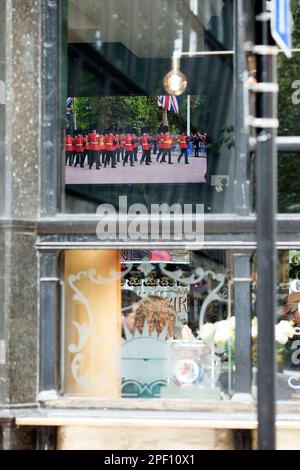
[178,149,188,163]
[160,149,172,164]
[74,152,84,167]
[123,150,134,166]
[133,148,138,161]
[194,143,199,157]
[100,150,106,164]
[116,149,122,162]
[81,152,89,166]
[89,150,100,169]
[156,148,163,161]
[88,149,94,168]
[81,153,87,166]
[141,150,151,165]
[65,151,73,165]
[104,150,116,168]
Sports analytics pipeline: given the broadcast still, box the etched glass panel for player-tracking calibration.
[64,249,239,400]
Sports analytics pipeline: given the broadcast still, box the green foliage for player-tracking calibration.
[206,125,235,151]
[72,96,165,133]
[70,95,208,135]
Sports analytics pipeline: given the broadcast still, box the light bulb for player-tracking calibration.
[163,55,187,96]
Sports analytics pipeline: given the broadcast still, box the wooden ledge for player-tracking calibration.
[15,415,300,431]
[16,416,257,429]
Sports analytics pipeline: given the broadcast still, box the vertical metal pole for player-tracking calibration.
[233,253,252,395]
[187,95,191,135]
[255,0,278,451]
[163,108,168,126]
[234,0,249,216]
[73,97,77,131]
[232,0,252,398]
[39,251,60,394]
[41,0,61,216]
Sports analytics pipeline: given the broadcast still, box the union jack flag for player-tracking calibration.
[66,97,73,123]
[157,95,179,114]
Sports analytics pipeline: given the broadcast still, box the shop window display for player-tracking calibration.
[64,249,235,400]
[276,250,300,400]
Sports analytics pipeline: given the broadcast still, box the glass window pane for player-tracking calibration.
[277,4,300,213]
[278,5,300,137]
[63,249,240,400]
[63,1,235,215]
[276,250,300,401]
[278,152,300,212]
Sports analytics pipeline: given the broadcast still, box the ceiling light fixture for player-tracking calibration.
[163,50,234,96]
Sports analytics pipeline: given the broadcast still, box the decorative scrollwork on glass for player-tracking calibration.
[199,272,227,329]
[68,272,94,354]
[71,353,93,387]
[288,376,300,389]
[87,263,133,285]
[159,264,205,285]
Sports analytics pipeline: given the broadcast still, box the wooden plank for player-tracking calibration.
[16,416,257,429]
[57,425,235,450]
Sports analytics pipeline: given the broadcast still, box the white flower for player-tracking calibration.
[275,320,295,345]
[251,317,258,339]
[199,318,236,347]
[214,319,235,346]
[180,324,195,341]
[214,319,229,331]
[198,323,215,343]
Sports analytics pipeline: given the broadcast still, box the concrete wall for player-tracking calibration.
[0,0,41,449]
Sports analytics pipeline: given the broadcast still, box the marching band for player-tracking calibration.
[65,125,207,169]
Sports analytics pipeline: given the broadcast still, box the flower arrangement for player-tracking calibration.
[198,317,235,347]
[198,318,236,364]
[198,317,295,368]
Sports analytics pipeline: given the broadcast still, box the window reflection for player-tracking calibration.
[65,0,235,214]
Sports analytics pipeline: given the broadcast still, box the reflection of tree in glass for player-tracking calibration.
[72,95,211,136]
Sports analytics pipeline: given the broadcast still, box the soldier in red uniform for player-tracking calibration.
[119,128,125,162]
[112,128,118,167]
[83,131,89,167]
[140,128,152,165]
[132,129,139,162]
[74,130,85,168]
[123,128,134,167]
[65,130,73,166]
[88,128,100,170]
[104,127,117,169]
[98,132,106,165]
[156,127,164,162]
[177,129,190,164]
[160,126,173,164]
[115,128,122,163]
[95,129,102,167]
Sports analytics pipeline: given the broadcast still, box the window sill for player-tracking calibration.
[37,395,256,413]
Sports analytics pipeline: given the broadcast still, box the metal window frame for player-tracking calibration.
[38,0,300,413]
[39,0,300,236]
